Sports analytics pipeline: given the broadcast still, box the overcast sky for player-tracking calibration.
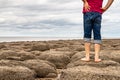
[0,0,120,38]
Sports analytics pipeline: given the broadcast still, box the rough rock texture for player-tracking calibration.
[70,51,85,62]
[30,43,50,51]
[55,47,72,51]
[0,39,119,80]
[102,39,120,50]
[67,60,120,68]
[59,66,120,80]
[38,50,70,69]
[0,60,24,67]
[48,43,65,49]
[0,50,36,61]
[31,51,43,56]
[0,66,36,80]
[0,44,6,49]
[54,48,76,58]
[22,59,57,78]
[68,45,85,51]
[68,50,120,68]
[100,50,120,63]
[47,40,70,49]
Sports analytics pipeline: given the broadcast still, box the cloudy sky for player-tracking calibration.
[0,0,120,38]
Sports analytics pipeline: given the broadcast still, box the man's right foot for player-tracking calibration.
[81,57,90,62]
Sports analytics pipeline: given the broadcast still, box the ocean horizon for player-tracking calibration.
[0,37,120,42]
[0,37,81,42]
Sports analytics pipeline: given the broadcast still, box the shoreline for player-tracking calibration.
[0,37,119,43]
[0,37,80,42]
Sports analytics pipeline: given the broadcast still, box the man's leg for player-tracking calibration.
[81,12,92,61]
[94,44,101,62]
[81,42,91,61]
[93,12,102,62]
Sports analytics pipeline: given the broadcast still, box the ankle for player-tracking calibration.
[95,56,100,60]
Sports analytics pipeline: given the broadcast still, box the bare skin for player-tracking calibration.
[81,43,102,62]
[94,44,101,62]
[81,0,114,62]
[101,0,114,13]
[81,42,90,61]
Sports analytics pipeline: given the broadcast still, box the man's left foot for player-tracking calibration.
[94,59,102,62]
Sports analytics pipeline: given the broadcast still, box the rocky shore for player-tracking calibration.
[0,39,120,80]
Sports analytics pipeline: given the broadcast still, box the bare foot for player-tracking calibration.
[81,57,90,62]
[95,59,102,62]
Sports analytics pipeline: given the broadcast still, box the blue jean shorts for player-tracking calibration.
[83,12,102,44]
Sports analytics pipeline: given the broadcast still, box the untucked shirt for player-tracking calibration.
[83,0,103,14]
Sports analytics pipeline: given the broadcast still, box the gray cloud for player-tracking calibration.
[0,0,119,38]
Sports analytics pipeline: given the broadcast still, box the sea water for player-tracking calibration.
[0,37,81,42]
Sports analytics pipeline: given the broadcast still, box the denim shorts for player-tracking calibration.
[83,12,102,44]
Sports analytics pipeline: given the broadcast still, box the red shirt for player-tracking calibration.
[83,0,103,14]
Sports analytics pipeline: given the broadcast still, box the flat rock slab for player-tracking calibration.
[67,60,120,68]
[59,66,120,80]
